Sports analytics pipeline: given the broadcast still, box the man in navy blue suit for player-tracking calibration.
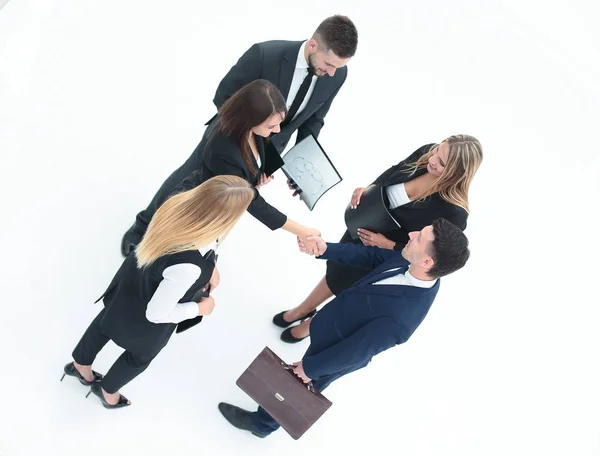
[219,218,470,437]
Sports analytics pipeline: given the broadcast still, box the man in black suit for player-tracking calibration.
[121,15,358,256]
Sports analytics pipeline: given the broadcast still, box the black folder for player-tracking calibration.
[175,249,218,334]
[263,142,285,177]
[344,186,401,240]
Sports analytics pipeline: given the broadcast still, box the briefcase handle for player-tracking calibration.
[281,361,317,393]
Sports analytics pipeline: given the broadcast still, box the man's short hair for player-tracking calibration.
[314,15,358,58]
[428,218,470,278]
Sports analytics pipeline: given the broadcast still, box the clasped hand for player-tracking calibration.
[297,235,327,256]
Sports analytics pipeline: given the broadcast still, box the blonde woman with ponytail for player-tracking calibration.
[274,135,483,343]
[61,176,254,409]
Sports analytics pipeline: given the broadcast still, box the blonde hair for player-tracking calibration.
[135,175,255,267]
[406,134,483,213]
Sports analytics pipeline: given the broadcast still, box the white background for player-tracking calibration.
[1,1,599,455]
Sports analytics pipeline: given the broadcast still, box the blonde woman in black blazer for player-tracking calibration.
[61,176,254,408]
[274,135,483,342]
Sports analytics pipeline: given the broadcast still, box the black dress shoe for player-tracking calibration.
[218,402,268,438]
[280,327,309,343]
[272,309,317,328]
[121,224,143,257]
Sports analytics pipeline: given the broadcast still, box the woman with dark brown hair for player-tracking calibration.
[129,79,321,245]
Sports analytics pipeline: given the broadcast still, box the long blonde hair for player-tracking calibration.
[406,135,483,213]
[135,175,255,267]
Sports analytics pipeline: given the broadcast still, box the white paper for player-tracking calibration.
[281,135,342,210]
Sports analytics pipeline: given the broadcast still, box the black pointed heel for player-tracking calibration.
[272,309,316,328]
[86,382,131,409]
[60,362,103,386]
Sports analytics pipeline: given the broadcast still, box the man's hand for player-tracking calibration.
[298,235,327,256]
[291,361,311,384]
[357,229,395,249]
[287,178,302,198]
[204,266,220,292]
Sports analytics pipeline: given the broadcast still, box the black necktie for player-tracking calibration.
[281,70,313,128]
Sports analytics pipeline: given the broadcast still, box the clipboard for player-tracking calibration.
[280,135,342,211]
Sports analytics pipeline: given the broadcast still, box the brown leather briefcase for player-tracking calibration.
[236,346,332,440]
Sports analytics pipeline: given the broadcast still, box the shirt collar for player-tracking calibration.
[296,40,309,70]
[405,269,438,288]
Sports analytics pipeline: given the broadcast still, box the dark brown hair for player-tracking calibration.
[314,15,358,58]
[427,218,470,278]
[214,79,287,174]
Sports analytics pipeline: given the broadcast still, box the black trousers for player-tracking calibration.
[72,309,156,394]
[132,129,210,236]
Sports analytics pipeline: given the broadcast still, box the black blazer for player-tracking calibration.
[175,125,287,231]
[210,40,348,153]
[95,250,214,359]
[370,144,468,250]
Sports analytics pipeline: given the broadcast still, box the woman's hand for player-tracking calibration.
[350,185,375,209]
[197,296,215,316]
[298,227,322,255]
[255,173,273,190]
[357,229,396,249]
[203,266,220,292]
[297,235,327,256]
[300,227,321,239]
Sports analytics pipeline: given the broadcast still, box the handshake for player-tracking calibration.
[297,234,327,257]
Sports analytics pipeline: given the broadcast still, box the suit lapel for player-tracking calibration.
[306,75,332,105]
[278,42,303,100]
[353,260,409,288]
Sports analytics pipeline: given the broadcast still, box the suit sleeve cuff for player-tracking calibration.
[301,357,322,380]
[317,243,336,260]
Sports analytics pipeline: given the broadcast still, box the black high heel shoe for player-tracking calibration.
[272,309,316,328]
[60,362,103,386]
[86,382,131,409]
[280,327,309,343]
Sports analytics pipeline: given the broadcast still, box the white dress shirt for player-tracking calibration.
[374,268,437,288]
[386,182,411,209]
[145,263,202,324]
[286,41,317,122]
[145,241,219,324]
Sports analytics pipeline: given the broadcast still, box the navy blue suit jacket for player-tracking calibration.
[302,242,440,380]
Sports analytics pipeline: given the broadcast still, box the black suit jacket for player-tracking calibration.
[210,40,348,153]
[174,126,287,231]
[370,144,468,250]
[95,250,213,359]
